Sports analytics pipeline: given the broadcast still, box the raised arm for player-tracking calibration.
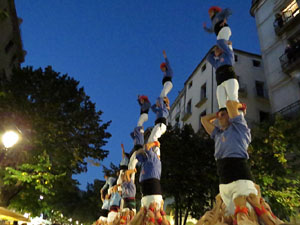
[226,100,242,119]
[121,143,125,159]
[217,8,232,21]
[125,168,137,181]
[151,104,158,113]
[207,51,217,68]
[203,23,214,33]
[163,50,173,75]
[163,50,167,59]
[201,113,218,135]
[216,39,232,56]
[145,141,160,151]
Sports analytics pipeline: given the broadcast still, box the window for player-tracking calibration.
[201,83,207,99]
[5,40,14,54]
[259,111,269,122]
[188,81,193,89]
[187,99,192,114]
[255,81,265,97]
[234,55,238,62]
[175,116,180,128]
[252,60,261,67]
[201,63,206,72]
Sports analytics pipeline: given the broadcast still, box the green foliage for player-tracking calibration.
[4,151,65,195]
[249,114,300,219]
[160,125,218,223]
[0,66,111,218]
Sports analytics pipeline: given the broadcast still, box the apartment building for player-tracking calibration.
[0,0,25,78]
[250,0,300,115]
[168,47,270,132]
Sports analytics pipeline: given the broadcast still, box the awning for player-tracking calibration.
[0,207,30,222]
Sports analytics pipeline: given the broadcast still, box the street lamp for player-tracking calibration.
[2,130,19,148]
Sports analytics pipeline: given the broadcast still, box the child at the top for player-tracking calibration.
[203,6,232,41]
[160,50,173,98]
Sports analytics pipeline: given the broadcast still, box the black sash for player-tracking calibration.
[216,158,253,184]
[141,178,162,196]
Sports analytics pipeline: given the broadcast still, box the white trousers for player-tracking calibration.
[117,170,124,191]
[217,26,232,41]
[128,152,138,182]
[107,211,119,223]
[217,27,232,50]
[160,81,173,98]
[219,180,257,216]
[141,195,163,210]
[137,113,148,127]
[99,217,107,222]
[148,123,167,143]
[216,78,239,109]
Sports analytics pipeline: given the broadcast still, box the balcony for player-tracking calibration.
[276,100,300,117]
[238,83,247,98]
[274,2,300,36]
[181,111,192,122]
[195,97,207,108]
[279,49,300,75]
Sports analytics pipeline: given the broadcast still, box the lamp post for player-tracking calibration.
[1,130,19,149]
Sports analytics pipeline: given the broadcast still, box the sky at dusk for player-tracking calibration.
[15,0,261,190]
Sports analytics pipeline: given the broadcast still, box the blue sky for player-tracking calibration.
[15,0,261,189]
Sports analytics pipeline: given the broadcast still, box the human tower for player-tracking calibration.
[96,6,283,225]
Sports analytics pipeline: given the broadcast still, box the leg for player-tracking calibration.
[117,170,124,187]
[128,153,138,182]
[148,124,160,143]
[160,81,173,98]
[137,113,148,127]
[232,180,258,224]
[223,78,239,102]
[217,26,232,41]
[141,195,163,210]
[219,183,235,216]
[216,84,227,109]
[148,123,166,143]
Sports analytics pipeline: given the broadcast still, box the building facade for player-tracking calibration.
[0,0,25,78]
[168,47,270,132]
[250,0,300,115]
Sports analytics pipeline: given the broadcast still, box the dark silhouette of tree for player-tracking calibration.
[160,125,218,225]
[0,66,111,216]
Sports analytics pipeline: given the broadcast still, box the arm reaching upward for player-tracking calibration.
[226,100,242,119]
[201,113,218,135]
[121,143,125,159]
[163,50,167,58]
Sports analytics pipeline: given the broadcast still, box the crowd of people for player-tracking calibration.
[93,6,285,225]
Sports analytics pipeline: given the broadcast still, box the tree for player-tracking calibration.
[249,114,300,219]
[0,66,111,215]
[160,125,218,225]
[0,9,8,22]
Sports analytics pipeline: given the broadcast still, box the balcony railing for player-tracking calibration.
[279,49,300,74]
[195,97,207,108]
[276,100,300,117]
[181,111,192,122]
[274,9,300,36]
